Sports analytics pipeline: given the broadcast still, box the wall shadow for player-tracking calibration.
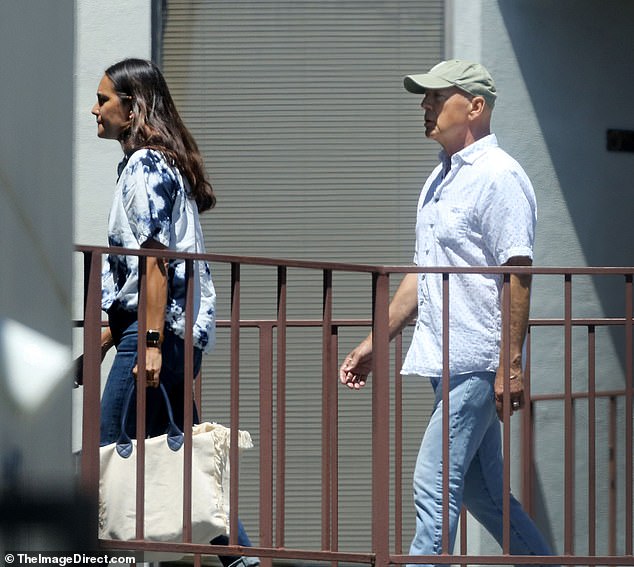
[499,0,634,384]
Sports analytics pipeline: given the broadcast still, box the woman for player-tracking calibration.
[92,58,256,567]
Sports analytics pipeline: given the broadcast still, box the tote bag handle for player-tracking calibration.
[116,382,185,458]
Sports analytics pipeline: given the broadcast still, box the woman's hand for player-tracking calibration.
[74,326,115,387]
[133,346,162,388]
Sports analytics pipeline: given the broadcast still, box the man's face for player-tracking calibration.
[421,87,473,148]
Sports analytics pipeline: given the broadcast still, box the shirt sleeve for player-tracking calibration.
[119,150,177,247]
[478,163,537,266]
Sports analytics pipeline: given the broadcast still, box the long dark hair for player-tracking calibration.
[105,58,215,212]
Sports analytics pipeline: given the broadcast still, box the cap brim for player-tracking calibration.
[403,73,454,93]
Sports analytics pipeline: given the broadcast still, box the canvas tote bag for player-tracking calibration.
[99,383,252,548]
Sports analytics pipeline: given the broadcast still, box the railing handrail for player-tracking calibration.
[77,245,634,564]
[75,244,634,275]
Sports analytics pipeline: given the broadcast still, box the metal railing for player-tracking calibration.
[76,245,634,565]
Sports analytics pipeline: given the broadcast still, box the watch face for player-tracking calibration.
[146,331,161,342]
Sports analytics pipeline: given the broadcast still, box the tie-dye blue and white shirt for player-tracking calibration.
[101,148,216,352]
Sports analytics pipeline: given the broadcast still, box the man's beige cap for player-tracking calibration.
[404,59,497,107]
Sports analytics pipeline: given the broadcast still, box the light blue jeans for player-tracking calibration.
[408,371,552,566]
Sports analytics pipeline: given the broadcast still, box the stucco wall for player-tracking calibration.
[71,0,152,452]
[447,0,634,556]
[74,0,152,250]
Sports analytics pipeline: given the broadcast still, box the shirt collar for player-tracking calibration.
[117,155,130,179]
[439,133,498,170]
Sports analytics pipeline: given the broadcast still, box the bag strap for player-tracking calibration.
[116,382,185,458]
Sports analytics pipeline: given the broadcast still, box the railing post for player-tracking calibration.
[394,334,403,555]
[587,324,597,556]
[521,325,534,514]
[609,395,617,556]
[625,273,633,555]
[502,271,511,554]
[136,254,148,541]
[276,266,287,548]
[230,261,241,545]
[321,269,339,555]
[80,251,102,497]
[183,258,195,543]
[563,273,574,554]
[372,271,390,567]
[259,322,274,567]
[441,271,450,555]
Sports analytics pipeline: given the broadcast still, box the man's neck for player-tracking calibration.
[442,128,491,157]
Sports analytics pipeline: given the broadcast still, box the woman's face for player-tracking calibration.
[91,75,131,140]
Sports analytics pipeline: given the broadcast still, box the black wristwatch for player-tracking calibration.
[146,330,163,348]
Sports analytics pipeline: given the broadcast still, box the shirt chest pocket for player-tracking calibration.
[434,205,471,247]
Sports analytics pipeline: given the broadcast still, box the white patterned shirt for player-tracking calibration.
[101,149,216,352]
[401,134,536,377]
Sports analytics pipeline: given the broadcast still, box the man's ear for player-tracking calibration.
[469,96,487,118]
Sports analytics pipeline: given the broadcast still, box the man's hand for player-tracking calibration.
[494,363,525,421]
[339,338,373,390]
[339,272,418,391]
[496,257,532,420]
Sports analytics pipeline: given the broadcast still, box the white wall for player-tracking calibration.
[72,0,152,452]
[447,0,634,556]
[74,0,153,250]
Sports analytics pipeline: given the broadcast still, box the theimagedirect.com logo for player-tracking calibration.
[4,553,135,566]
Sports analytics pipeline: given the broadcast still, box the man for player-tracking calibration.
[339,60,552,562]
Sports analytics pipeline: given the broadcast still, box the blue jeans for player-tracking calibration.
[100,315,202,444]
[100,311,258,567]
[408,371,552,566]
